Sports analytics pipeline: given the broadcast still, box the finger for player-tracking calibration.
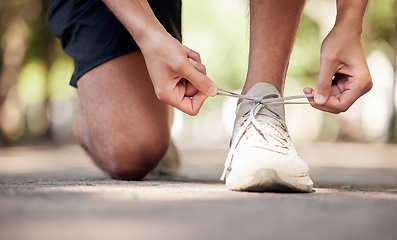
[320,75,364,112]
[321,68,372,112]
[176,78,197,97]
[307,76,353,113]
[303,87,341,114]
[333,74,348,93]
[330,85,342,98]
[321,89,358,112]
[303,87,316,103]
[305,85,341,98]
[189,58,206,75]
[163,78,207,115]
[315,57,339,105]
[312,102,343,113]
[183,45,202,63]
[178,60,218,97]
[311,100,342,114]
[177,91,208,116]
[303,87,313,96]
[305,87,351,113]
[185,81,199,97]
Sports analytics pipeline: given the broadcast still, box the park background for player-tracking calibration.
[1,1,397,239]
[0,0,397,150]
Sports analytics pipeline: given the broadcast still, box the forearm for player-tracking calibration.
[102,0,167,48]
[335,0,369,35]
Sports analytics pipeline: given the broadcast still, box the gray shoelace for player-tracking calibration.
[217,88,314,105]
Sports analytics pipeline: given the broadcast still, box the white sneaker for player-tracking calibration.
[221,82,313,192]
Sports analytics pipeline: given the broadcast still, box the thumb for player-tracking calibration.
[315,59,338,105]
[180,60,218,97]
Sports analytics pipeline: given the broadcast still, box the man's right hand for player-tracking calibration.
[140,32,218,115]
[102,0,217,115]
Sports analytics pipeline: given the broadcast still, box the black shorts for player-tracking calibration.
[47,0,182,87]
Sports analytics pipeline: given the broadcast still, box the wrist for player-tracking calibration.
[138,30,172,54]
[335,0,368,35]
[102,0,168,48]
[128,18,168,48]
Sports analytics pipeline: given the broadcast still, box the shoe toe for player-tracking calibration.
[231,145,310,178]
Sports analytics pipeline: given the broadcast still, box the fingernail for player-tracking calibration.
[315,94,326,104]
[209,86,218,97]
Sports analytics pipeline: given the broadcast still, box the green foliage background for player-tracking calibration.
[0,0,396,145]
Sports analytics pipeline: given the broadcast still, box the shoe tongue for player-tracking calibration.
[236,82,285,121]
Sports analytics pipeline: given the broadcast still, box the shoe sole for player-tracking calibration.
[226,169,313,193]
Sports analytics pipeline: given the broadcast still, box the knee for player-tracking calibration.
[73,108,171,180]
[100,134,170,180]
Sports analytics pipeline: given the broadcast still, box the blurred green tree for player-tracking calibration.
[0,0,397,145]
[0,0,62,146]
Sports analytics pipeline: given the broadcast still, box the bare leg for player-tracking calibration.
[74,51,171,180]
[242,0,306,98]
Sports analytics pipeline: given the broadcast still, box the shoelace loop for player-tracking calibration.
[217,88,314,105]
[218,88,314,181]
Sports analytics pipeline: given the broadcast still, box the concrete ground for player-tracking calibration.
[0,143,396,240]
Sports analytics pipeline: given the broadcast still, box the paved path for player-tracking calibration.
[0,143,396,240]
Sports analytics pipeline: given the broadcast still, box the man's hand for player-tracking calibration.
[102,0,217,115]
[304,0,372,114]
[140,33,217,115]
[304,28,372,113]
